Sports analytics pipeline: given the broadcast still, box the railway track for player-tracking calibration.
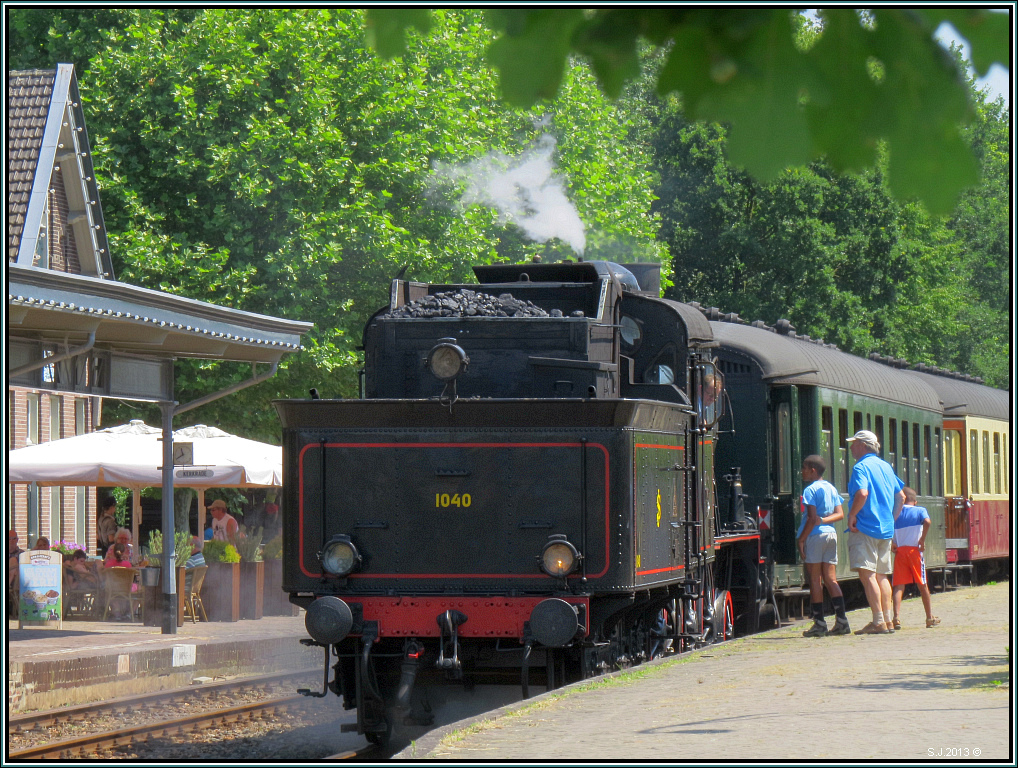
[9,695,313,759]
[8,670,384,761]
[7,669,316,736]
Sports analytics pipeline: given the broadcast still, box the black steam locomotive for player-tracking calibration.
[274,261,767,744]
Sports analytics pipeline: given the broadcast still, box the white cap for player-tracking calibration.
[846,429,880,449]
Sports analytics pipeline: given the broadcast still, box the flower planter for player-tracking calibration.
[206,561,241,622]
[261,558,286,616]
[239,560,264,620]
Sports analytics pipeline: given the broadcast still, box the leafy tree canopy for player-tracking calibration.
[367,8,1010,215]
[12,8,664,438]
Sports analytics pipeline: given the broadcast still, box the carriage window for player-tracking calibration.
[982,431,991,494]
[901,421,910,486]
[888,418,897,469]
[934,427,942,496]
[821,407,834,486]
[943,429,959,496]
[853,411,863,435]
[970,429,979,494]
[923,425,932,496]
[913,423,922,495]
[874,416,884,458]
[839,408,849,484]
[776,402,792,494]
[993,433,1001,494]
[1003,435,1008,495]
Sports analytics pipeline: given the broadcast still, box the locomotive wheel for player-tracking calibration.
[713,590,734,641]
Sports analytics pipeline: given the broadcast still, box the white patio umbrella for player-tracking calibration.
[8,420,282,550]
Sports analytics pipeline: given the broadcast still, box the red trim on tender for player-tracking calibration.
[634,444,684,450]
[636,564,686,576]
[339,596,590,639]
[298,441,611,579]
[716,534,762,545]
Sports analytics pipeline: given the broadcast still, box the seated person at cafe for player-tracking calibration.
[104,543,137,620]
[105,543,134,570]
[104,529,136,565]
[32,536,50,550]
[186,536,206,569]
[64,549,99,591]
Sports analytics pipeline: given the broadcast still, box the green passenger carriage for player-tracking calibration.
[704,313,946,593]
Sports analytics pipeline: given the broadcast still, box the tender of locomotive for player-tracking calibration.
[274,261,764,743]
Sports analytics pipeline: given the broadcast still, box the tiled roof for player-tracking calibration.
[7,69,55,262]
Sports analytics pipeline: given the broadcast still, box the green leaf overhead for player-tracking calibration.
[361,8,1009,215]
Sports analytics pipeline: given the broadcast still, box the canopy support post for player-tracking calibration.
[132,488,141,560]
[160,401,178,634]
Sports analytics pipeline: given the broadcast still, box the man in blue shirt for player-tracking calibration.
[185,536,206,569]
[846,430,905,635]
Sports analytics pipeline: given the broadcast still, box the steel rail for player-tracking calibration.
[9,695,310,759]
[8,669,315,735]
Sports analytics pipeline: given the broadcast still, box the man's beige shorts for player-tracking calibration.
[848,531,893,574]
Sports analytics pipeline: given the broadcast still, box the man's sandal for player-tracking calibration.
[926,616,941,628]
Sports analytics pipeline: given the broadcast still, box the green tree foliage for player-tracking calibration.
[21,9,662,438]
[650,85,1009,389]
[367,8,1009,216]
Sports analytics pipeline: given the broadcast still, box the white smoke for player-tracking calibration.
[432,133,586,255]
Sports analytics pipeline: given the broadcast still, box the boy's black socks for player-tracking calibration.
[811,602,826,624]
[831,595,848,621]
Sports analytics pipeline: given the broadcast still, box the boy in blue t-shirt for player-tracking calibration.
[890,486,941,629]
[796,455,851,637]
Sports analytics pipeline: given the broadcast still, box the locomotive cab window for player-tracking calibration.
[620,315,643,353]
[696,362,724,427]
[643,345,677,385]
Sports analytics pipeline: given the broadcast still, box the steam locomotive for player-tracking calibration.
[275,261,763,743]
[274,260,1010,744]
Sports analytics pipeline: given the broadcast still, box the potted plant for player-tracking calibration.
[203,539,241,622]
[236,528,264,620]
[261,534,291,616]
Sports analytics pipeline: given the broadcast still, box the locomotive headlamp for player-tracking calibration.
[320,534,361,577]
[427,338,469,382]
[540,535,580,578]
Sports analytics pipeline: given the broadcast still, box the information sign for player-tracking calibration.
[18,550,63,628]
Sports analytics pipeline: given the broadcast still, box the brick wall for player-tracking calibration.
[8,387,96,552]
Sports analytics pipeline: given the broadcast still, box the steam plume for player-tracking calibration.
[432,133,586,255]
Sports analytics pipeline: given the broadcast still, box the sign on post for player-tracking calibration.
[18,550,63,629]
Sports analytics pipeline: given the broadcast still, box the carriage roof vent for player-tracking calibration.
[774,318,795,335]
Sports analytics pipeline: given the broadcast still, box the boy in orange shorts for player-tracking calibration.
[891,487,940,629]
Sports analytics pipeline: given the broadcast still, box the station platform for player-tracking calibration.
[397,582,1012,761]
[6,614,320,714]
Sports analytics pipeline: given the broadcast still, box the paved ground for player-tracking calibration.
[399,582,1013,761]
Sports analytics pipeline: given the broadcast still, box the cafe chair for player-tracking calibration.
[100,567,143,622]
[182,565,208,623]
